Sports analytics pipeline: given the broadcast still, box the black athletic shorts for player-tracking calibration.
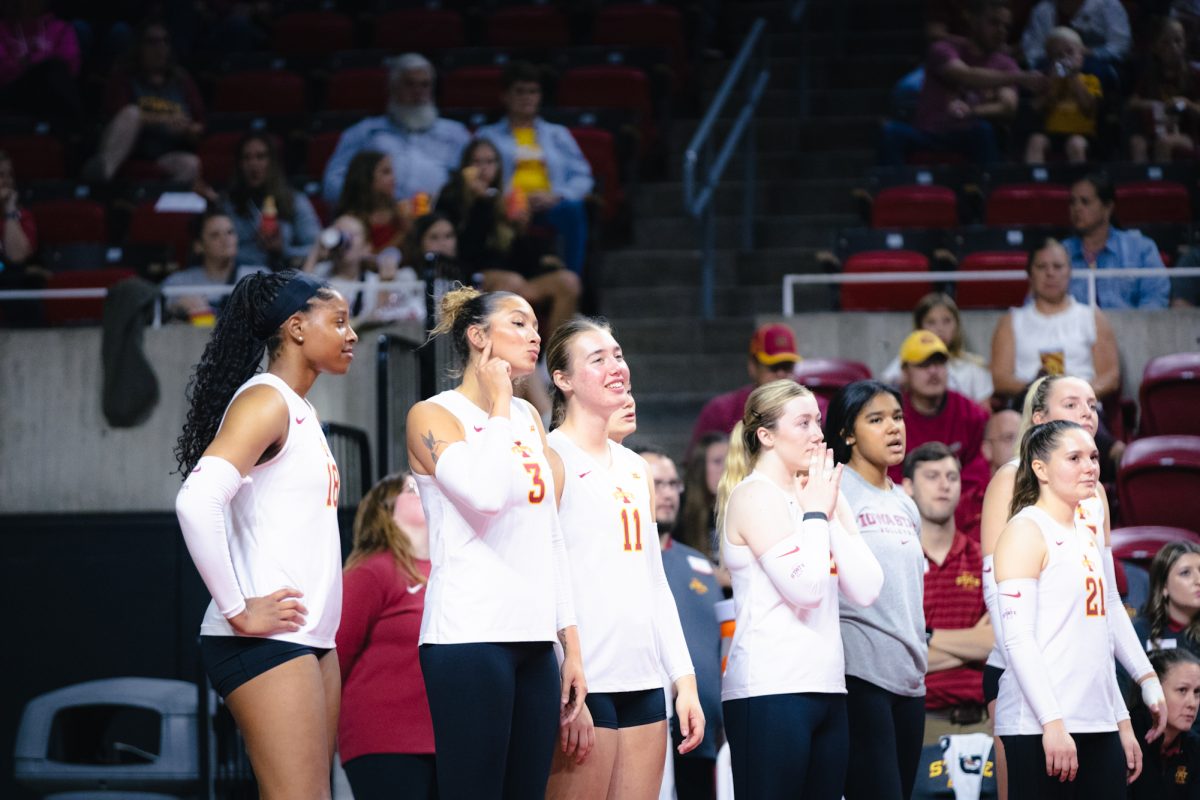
[983,664,1004,706]
[200,635,330,699]
[585,688,667,730]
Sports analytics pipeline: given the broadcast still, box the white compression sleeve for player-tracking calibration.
[999,577,1063,726]
[1102,546,1155,682]
[647,522,695,683]
[175,456,246,619]
[433,416,515,516]
[828,519,883,607]
[758,518,832,610]
[982,554,1005,665]
[549,503,576,631]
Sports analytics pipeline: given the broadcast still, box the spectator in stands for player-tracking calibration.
[0,0,83,129]
[887,331,991,536]
[1025,27,1103,164]
[322,53,469,206]
[1128,18,1200,163]
[881,292,993,404]
[86,21,203,184]
[1134,541,1200,664]
[981,408,1021,475]
[301,214,413,329]
[0,150,35,267]
[436,138,581,336]
[991,237,1121,405]
[903,442,993,744]
[677,431,728,567]
[336,151,409,254]
[688,323,801,456]
[225,132,320,270]
[1020,0,1131,68]
[880,0,1044,165]
[640,446,724,800]
[478,61,594,276]
[1129,648,1200,799]
[161,209,262,323]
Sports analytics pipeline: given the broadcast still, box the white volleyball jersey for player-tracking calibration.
[548,431,693,691]
[417,390,562,645]
[985,480,1107,670]
[994,505,1119,735]
[721,473,846,701]
[199,373,343,648]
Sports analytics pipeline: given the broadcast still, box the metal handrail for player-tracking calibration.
[780,267,1200,316]
[683,17,771,319]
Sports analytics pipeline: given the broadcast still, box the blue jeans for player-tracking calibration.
[879,119,1000,165]
[536,198,588,276]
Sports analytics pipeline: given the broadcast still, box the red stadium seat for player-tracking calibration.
[954,251,1029,309]
[985,184,1071,226]
[270,11,354,58]
[30,199,107,245]
[325,67,388,114]
[871,185,958,229]
[568,127,624,223]
[486,5,569,48]
[441,66,504,112]
[127,201,196,267]
[1112,526,1200,566]
[558,66,655,146]
[306,130,343,178]
[373,9,465,52]
[840,250,932,311]
[792,358,872,403]
[1117,435,1200,529]
[1139,352,1200,437]
[0,134,65,181]
[1115,181,1192,225]
[594,4,687,83]
[214,70,306,117]
[43,268,136,326]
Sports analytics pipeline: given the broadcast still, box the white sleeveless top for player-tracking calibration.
[721,473,846,701]
[199,373,344,648]
[1009,298,1097,384]
[548,431,693,691]
[417,390,562,645]
[994,505,1119,736]
[985,475,1107,670]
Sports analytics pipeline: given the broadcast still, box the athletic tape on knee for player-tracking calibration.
[175,456,247,618]
[998,577,1063,725]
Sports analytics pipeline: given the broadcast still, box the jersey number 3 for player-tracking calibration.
[523,463,546,504]
[1085,576,1106,617]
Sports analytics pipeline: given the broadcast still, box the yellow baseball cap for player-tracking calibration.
[899,330,949,365]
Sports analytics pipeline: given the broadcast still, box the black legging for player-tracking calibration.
[342,753,437,800]
[419,641,559,800]
[1001,731,1126,799]
[723,692,848,800]
[843,676,926,800]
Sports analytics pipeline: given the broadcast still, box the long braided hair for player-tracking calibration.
[173,270,335,477]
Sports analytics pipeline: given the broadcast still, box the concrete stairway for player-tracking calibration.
[600,0,925,462]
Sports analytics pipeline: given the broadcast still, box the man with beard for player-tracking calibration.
[322,53,469,204]
[902,443,992,744]
[637,446,723,800]
[887,331,990,539]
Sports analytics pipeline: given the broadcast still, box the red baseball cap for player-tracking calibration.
[749,324,801,366]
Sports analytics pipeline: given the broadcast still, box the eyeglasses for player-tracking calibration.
[654,479,684,492]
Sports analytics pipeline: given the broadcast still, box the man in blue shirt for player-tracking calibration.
[322,53,469,205]
[1062,172,1170,309]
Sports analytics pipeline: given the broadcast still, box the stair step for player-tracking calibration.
[667,148,874,180]
[630,213,855,249]
[634,178,859,218]
[601,282,834,319]
[670,114,883,156]
[601,246,826,287]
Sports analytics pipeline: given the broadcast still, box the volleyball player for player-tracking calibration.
[406,286,585,799]
[719,379,883,800]
[993,420,1134,797]
[543,317,703,800]
[174,270,356,798]
[980,375,1166,798]
[823,380,926,800]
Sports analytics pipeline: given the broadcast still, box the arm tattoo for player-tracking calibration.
[421,429,452,464]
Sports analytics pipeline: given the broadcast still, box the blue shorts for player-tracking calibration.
[200,635,331,699]
[585,688,667,730]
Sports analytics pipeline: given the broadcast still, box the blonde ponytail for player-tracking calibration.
[715,421,754,534]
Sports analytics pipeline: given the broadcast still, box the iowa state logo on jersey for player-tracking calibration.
[612,486,635,505]
[511,441,534,459]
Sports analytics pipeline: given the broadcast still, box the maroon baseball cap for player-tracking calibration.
[749,324,801,366]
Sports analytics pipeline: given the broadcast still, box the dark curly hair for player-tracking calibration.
[174,270,334,477]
